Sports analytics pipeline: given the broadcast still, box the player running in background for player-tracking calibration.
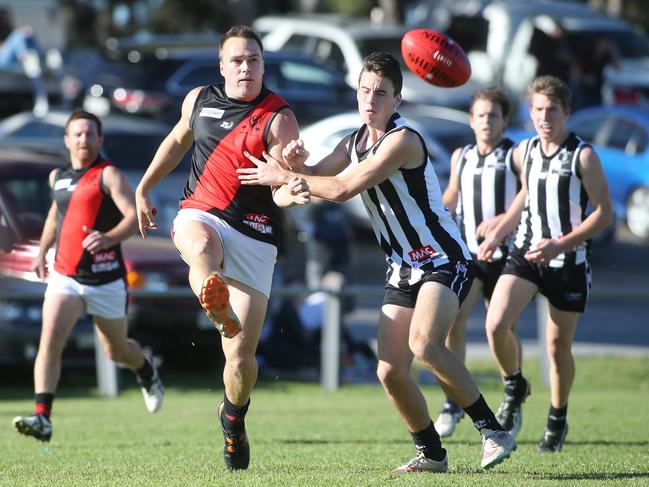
[239,52,515,472]
[135,25,308,470]
[434,88,520,437]
[13,110,163,443]
[479,75,613,452]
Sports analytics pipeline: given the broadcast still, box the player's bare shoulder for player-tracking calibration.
[386,127,426,169]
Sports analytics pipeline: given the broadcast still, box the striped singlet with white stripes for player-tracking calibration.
[348,112,472,288]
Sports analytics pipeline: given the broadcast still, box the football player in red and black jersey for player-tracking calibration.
[13,111,164,444]
[135,25,309,471]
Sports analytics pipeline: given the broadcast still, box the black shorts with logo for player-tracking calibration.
[383,260,475,309]
[472,254,507,300]
[502,250,591,312]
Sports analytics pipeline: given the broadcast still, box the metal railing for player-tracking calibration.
[2,284,648,396]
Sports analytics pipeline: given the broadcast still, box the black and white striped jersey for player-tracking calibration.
[348,112,471,288]
[513,133,590,268]
[455,138,518,259]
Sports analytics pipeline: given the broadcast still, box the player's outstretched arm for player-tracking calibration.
[32,169,58,280]
[135,87,198,237]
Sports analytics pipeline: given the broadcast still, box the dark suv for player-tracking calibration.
[0,150,223,368]
[70,48,356,125]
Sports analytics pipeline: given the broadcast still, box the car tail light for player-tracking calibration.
[613,87,641,105]
[112,88,170,114]
[126,270,146,289]
[126,270,171,290]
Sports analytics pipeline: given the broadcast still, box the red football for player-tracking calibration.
[401,29,471,88]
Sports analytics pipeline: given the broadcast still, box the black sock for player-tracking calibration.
[464,394,504,433]
[504,370,527,398]
[411,421,445,461]
[546,405,568,431]
[221,395,250,434]
[135,357,153,382]
[35,393,54,419]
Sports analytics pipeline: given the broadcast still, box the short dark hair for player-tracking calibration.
[65,110,102,136]
[528,75,572,113]
[359,52,403,96]
[219,25,263,56]
[471,87,511,119]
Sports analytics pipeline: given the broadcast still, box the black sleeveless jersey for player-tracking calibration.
[52,158,126,285]
[182,84,290,247]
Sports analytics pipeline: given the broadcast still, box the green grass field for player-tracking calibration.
[1,356,648,486]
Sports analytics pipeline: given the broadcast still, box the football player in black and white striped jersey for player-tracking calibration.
[478,76,613,452]
[241,52,516,472]
[434,88,520,438]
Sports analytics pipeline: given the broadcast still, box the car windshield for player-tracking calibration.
[102,133,191,172]
[356,36,404,63]
[0,172,51,240]
[83,56,185,90]
[565,29,649,59]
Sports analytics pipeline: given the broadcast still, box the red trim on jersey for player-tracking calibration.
[180,93,287,212]
[54,161,108,276]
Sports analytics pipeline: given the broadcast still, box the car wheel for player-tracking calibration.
[626,186,649,239]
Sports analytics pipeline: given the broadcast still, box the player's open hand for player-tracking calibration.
[31,253,48,280]
[288,176,310,205]
[282,139,309,169]
[134,187,158,239]
[240,151,291,187]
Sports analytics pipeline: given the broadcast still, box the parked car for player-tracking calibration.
[0,151,94,366]
[0,110,189,236]
[0,150,222,368]
[291,107,475,230]
[70,47,355,126]
[567,105,649,239]
[254,14,482,110]
[407,0,649,112]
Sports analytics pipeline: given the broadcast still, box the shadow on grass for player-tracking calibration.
[278,438,411,446]
[0,365,308,401]
[515,439,649,447]
[530,472,649,481]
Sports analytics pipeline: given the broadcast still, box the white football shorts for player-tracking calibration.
[45,269,127,319]
[172,208,277,298]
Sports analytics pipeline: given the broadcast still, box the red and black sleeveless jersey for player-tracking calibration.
[182,84,290,247]
[52,158,126,285]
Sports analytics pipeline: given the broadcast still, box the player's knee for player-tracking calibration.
[546,337,572,364]
[408,335,442,366]
[189,233,219,261]
[376,361,407,389]
[485,315,508,341]
[39,327,73,356]
[225,351,256,375]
